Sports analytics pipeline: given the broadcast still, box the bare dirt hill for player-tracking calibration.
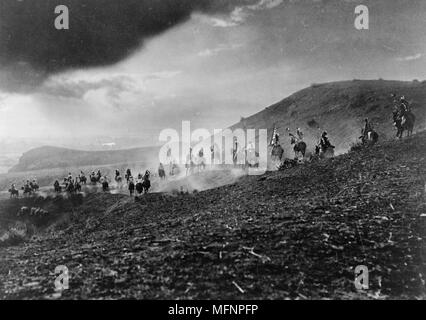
[0,132,425,299]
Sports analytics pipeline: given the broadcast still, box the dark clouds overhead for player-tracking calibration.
[0,0,241,90]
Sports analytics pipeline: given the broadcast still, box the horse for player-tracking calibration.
[80,175,87,185]
[394,111,415,139]
[135,181,144,195]
[102,180,109,192]
[125,169,132,183]
[8,188,19,198]
[66,182,75,193]
[360,130,379,145]
[30,182,39,192]
[22,185,33,197]
[158,166,166,180]
[196,155,206,173]
[319,144,335,159]
[142,178,151,194]
[90,174,100,185]
[271,144,284,162]
[115,170,123,188]
[75,182,82,193]
[54,181,62,193]
[290,136,307,160]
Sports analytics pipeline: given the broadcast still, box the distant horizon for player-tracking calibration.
[1,77,424,154]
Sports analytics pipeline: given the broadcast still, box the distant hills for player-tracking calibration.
[9,145,160,173]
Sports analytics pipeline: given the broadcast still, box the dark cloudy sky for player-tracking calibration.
[0,0,425,146]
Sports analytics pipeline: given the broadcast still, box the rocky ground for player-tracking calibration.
[0,133,425,299]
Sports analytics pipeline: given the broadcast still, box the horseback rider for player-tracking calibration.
[186,148,193,175]
[270,126,280,146]
[75,179,81,192]
[361,118,373,142]
[144,170,150,181]
[273,131,280,145]
[158,163,166,179]
[67,179,75,193]
[125,168,132,183]
[286,128,297,142]
[296,128,304,142]
[232,138,238,166]
[137,173,143,182]
[54,180,60,193]
[400,96,410,113]
[320,131,334,151]
[102,178,109,192]
[9,183,19,198]
[364,118,373,133]
[128,177,135,196]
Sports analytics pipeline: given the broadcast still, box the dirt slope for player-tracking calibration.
[0,133,425,299]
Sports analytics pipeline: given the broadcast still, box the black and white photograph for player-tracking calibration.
[0,0,425,305]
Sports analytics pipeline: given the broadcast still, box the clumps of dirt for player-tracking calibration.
[0,133,425,299]
[0,194,87,246]
[0,221,33,247]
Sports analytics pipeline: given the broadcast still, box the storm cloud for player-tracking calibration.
[0,0,243,91]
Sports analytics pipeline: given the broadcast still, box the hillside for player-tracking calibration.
[232,79,426,155]
[9,145,160,173]
[0,132,425,299]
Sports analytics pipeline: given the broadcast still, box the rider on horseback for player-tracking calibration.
[158,163,166,179]
[54,180,61,193]
[392,95,415,138]
[296,128,304,142]
[320,131,334,151]
[9,184,19,198]
[361,118,373,142]
[128,177,135,196]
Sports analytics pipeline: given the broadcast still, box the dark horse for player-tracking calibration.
[394,111,415,139]
[135,181,144,195]
[142,178,151,194]
[79,175,87,185]
[158,166,166,180]
[360,130,379,145]
[54,181,62,193]
[8,188,19,198]
[271,144,284,162]
[22,185,33,197]
[290,136,307,160]
[142,171,151,194]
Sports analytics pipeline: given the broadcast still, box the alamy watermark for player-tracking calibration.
[54,265,69,291]
[158,121,268,175]
[354,265,369,290]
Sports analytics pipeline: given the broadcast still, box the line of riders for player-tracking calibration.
[8,180,39,198]
[51,169,153,196]
[7,168,153,198]
[271,94,416,164]
[7,95,416,199]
